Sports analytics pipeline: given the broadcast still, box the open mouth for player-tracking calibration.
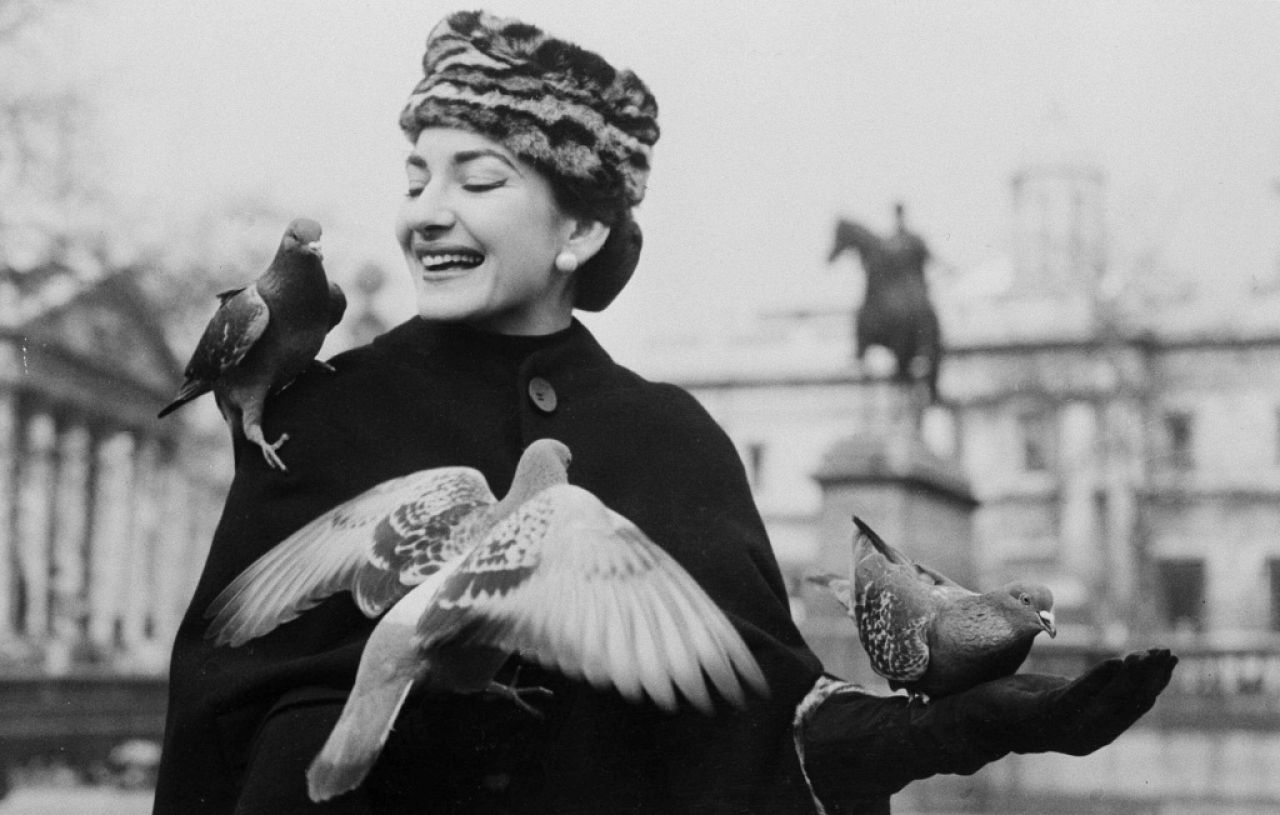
[418,250,484,272]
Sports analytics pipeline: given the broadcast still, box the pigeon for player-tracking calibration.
[809,516,1055,703]
[203,438,769,802]
[158,218,347,471]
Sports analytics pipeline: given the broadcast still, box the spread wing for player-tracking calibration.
[414,484,769,715]
[184,285,270,382]
[205,466,496,647]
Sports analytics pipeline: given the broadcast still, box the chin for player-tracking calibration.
[412,278,485,323]
[415,297,478,323]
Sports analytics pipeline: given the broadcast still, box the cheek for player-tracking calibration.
[394,205,414,249]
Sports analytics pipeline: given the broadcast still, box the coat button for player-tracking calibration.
[527,377,557,413]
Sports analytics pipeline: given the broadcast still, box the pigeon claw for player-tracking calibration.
[246,427,290,472]
[905,691,930,708]
[484,666,553,718]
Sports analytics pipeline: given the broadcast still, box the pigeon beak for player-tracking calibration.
[305,241,323,259]
[1038,610,1057,638]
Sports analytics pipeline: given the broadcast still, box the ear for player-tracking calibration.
[561,218,611,268]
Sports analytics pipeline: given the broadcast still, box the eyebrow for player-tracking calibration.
[404,148,523,175]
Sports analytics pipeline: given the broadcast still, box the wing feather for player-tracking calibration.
[186,285,270,382]
[415,485,768,713]
[853,557,933,683]
[205,467,495,646]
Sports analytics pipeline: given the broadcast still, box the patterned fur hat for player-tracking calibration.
[399,10,659,311]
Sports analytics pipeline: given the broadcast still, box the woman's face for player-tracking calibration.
[396,127,580,335]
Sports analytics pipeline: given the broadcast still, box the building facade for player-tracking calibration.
[640,163,1280,811]
[0,265,226,677]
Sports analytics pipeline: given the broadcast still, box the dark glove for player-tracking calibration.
[800,649,1177,810]
[950,648,1177,757]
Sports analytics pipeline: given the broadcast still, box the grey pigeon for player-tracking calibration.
[809,516,1055,703]
[158,218,346,471]
[204,438,769,802]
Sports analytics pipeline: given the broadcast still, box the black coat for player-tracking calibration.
[154,317,825,814]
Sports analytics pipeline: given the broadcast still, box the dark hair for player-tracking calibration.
[546,171,628,229]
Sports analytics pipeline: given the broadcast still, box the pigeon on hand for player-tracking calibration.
[157,218,347,471]
[809,516,1056,703]
[203,438,769,802]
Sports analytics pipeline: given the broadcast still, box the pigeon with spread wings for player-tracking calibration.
[809,516,1055,703]
[158,217,347,471]
[204,438,768,802]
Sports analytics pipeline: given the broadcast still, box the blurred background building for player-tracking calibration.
[2,0,1280,811]
[643,159,1280,813]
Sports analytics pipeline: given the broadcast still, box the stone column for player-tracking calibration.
[0,392,16,639]
[1058,400,1099,631]
[123,438,161,654]
[88,431,135,649]
[49,421,91,673]
[1101,397,1142,645]
[18,412,56,640]
[150,465,185,648]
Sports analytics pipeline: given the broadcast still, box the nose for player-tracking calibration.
[402,180,457,235]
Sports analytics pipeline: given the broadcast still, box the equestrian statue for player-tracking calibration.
[828,203,943,402]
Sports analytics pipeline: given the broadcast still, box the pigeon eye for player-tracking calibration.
[1019,594,1030,606]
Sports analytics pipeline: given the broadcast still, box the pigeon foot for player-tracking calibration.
[246,427,290,471]
[484,667,552,718]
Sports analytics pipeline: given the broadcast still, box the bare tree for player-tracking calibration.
[0,1,300,356]
[0,0,94,272]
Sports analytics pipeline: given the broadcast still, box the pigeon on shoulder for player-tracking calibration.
[158,218,346,471]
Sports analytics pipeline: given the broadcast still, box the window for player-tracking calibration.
[1156,558,1205,632]
[1017,410,1056,472]
[1164,410,1194,469]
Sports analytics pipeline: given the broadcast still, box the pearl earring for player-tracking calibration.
[554,250,579,273]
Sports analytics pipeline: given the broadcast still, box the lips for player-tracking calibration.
[415,245,484,272]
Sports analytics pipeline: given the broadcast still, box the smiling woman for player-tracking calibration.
[151,9,1175,815]
[396,129,608,335]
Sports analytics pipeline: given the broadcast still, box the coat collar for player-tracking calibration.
[372,316,616,377]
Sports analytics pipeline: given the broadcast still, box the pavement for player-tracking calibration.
[0,788,152,814]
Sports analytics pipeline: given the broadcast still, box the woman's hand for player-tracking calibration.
[799,649,1177,811]
[951,648,1177,756]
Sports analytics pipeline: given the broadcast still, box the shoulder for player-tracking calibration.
[588,359,724,428]
[268,324,429,419]
[584,364,742,472]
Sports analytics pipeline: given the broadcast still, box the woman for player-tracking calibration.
[154,11,1173,815]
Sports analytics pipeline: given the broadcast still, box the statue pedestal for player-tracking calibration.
[800,378,977,688]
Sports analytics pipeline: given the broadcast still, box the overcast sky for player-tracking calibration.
[40,0,1280,364]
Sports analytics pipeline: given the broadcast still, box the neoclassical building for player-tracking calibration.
[0,264,226,676]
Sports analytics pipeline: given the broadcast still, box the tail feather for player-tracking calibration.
[306,678,414,803]
[851,516,911,567]
[157,379,210,418]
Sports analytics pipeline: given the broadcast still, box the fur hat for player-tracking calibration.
[399,10,659,311]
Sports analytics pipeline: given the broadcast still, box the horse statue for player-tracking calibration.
[828,203,943,402]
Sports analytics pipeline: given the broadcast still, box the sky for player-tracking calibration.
[27,0,1280,366]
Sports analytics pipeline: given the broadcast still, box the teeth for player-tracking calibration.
[420,252,483,271]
